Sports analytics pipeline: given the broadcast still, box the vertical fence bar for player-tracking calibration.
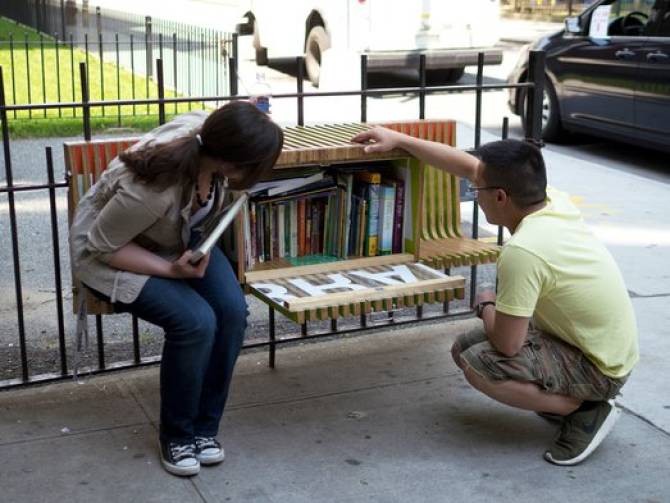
[45,147,67,375]
[145,19,151,114]
[98,32,105,117]
[201,31,205,109]
[443,267,451,313]
[95,315,105,370]
[172,32,178,115]
[525,50,545,146]
[215,31,220,107]
[360,54,368,123]
[55,36,62,117]
[498,117,509,246]
[230,32,238,96]
[470,52,485,308]
[145,16,153,78]
[0,68,29,382]
[130,34,136,115]
[40,34,47,117]
[9,34,17,119]
[69,33,75,117]
[419,54,426,120]
[80,62,91,140]
[24,34,32,119]
[60,0,66,42]
[268,306,275,368]
[157,58,165,125]
[85,33,90,93]
[95,6,102,34]
[187,34,192,108]
[296,56,304,126]
[132,315,141,364]
[158,33,164,68]
[115,33,121,125]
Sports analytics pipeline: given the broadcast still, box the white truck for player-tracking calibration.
[236,0,503,86]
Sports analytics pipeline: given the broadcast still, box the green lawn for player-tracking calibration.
[0,16,203,137]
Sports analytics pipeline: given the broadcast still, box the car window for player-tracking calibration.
[648,0,670,36]
[589,0,657,36]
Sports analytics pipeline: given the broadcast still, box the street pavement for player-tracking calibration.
[1,123,669,502]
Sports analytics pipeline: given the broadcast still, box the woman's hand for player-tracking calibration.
[171,250,210,279]
[351,127,405,153]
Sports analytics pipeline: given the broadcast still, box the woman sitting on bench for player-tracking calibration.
[70,101,284,476]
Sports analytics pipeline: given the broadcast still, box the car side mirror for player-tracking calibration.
[565,16,582,34]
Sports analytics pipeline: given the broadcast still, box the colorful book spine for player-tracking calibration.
[358,199,367,257]
[365,182,380,256]
[305,199,312,255]
[290,200,298,257]
[277,204,285,258]
[392,178,405,253]
[377,184,395,255]
[298,199,306,256]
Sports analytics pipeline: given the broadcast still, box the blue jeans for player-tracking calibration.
[112,244,248,443]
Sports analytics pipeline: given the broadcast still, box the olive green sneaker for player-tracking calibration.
[544,399,621,466]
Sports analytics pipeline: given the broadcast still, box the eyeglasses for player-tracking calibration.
[466,185,503,198]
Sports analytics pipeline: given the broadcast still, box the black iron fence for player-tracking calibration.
[1,1,233,130]
[0,50,546,389]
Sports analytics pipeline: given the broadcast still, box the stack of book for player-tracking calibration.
[242,166,405,270]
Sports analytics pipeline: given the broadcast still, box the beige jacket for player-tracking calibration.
[69,111,233,304]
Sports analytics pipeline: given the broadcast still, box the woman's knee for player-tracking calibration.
[165,302,217,346]
[213,294,248,332]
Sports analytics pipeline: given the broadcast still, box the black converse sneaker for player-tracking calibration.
[159,440,200,476]
[195,436,225,465]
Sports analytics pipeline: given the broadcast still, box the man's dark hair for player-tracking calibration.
[475,139,547,208]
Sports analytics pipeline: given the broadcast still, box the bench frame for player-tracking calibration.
[65,119,499,367]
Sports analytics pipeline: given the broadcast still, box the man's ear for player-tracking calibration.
[496,188,508,204]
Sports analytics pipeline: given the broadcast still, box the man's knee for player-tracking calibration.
[451,343,466,369]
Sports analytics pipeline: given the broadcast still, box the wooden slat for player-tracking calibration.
[245,253,415,283]
[283,276,465,311]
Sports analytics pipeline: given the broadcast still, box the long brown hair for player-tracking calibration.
[120,101,284,190]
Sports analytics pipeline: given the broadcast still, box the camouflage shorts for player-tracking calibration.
[453,326,628,401]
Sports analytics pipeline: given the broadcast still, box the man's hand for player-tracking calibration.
[172,250,210,279]
[351,127,405,154]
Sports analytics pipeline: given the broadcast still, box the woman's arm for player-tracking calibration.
[108,242,209,279]
[352,127,481,182]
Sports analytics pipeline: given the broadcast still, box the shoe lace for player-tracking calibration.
[195,436,219,450]
[170,442,196,461]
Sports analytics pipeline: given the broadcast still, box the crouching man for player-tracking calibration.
[352,128,639,465]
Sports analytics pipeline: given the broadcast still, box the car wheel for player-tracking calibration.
[426,67,465,84]
[521,78,562,142]
[305,26,330,87]
[253,22,268,66]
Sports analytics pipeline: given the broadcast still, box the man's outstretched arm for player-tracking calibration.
[352,127,481,182]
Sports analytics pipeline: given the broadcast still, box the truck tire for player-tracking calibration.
[253,21,268,66]
[426,67,465,84]
[305,26,330,87]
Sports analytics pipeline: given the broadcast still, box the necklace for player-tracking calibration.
[195,176,215,207]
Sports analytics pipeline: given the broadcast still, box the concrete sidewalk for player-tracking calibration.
[1,318,668,503]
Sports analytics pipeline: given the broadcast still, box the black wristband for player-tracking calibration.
[476,301,496,318]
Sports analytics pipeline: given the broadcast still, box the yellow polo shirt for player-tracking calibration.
[496,187,639,378]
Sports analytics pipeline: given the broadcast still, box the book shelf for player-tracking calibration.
[235,120,482,324]
[64,120,498,320]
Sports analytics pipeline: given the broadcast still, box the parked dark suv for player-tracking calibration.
[508,0,670,152]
